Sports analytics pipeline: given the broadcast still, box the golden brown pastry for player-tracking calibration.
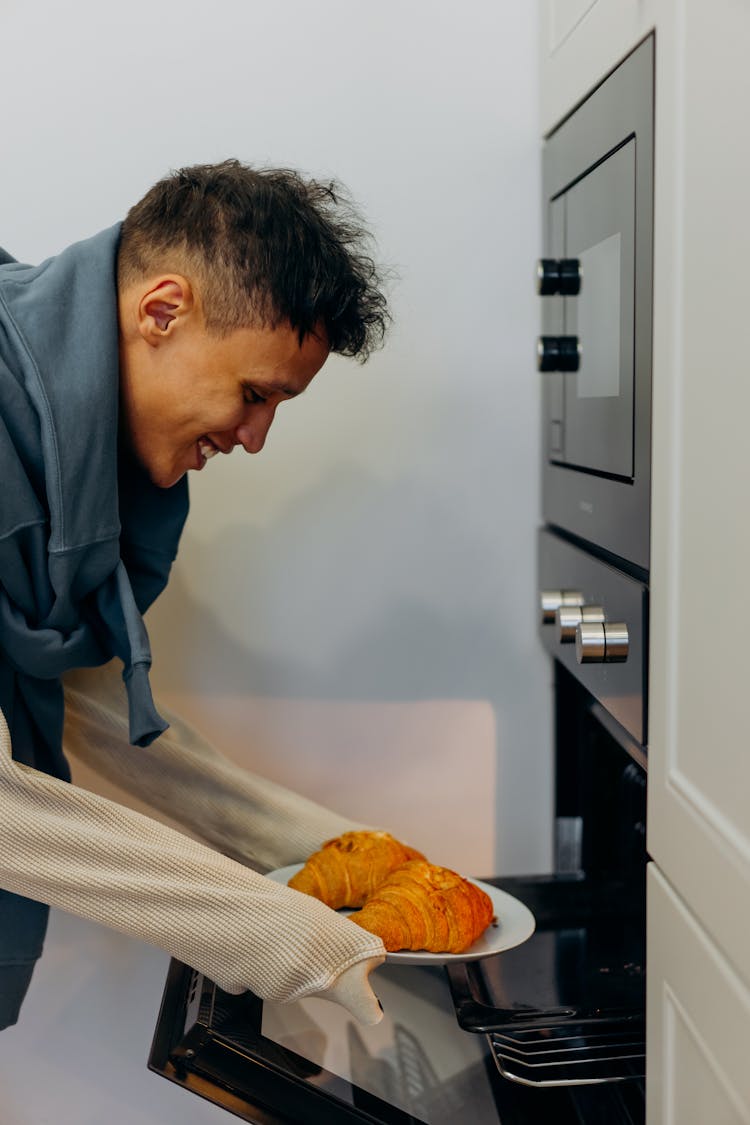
[348,859,494,953]
[287,830,425,909]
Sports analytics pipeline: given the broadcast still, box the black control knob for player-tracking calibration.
[536,258,581,296]
[537,335,581,373]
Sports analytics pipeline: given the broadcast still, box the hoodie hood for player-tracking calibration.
[0,225,188,756]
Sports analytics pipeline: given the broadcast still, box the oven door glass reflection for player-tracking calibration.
[261,963,501,1124]
[563,139,636,479]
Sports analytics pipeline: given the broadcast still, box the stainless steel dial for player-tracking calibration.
[557,604,605,644]
[540,589,584,625]
[576,621,630,664]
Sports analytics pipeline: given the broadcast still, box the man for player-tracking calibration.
[0,160,389,1031]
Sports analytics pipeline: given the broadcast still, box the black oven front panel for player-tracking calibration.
[540,36,654,572]
[538,528,648,747]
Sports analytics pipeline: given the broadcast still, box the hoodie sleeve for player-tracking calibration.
[0,701,384,1002]
[62,661,366,872]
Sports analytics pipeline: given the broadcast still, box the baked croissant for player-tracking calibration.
[287,830,425,910]
[348,860,494,953]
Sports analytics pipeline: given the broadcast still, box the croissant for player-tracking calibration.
[287,830,425,910]
[348,860,494,953]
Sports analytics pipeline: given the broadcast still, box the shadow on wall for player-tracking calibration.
[147,458,539,709]
[145,458,551,874]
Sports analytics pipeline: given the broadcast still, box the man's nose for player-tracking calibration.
[234,403,277,454]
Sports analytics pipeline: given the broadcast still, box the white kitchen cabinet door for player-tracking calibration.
[647,864,750,1125]
[539,0,658,134]
[647,0,750,991]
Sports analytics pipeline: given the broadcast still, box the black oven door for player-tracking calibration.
[545,140,636,482]
[148,876,645,1125]
[148,678,646,1125]
[149,938,644,1125]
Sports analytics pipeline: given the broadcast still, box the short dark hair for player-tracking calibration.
[118,159,390,360]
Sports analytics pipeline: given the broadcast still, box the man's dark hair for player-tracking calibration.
[118,159,390,359]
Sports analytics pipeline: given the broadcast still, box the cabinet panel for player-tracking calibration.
[647,0,750,990]
[540,0,657,134]
[546,0,599,54]
[647,865,750,1124]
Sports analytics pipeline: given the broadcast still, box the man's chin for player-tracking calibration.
[147,462,186,490]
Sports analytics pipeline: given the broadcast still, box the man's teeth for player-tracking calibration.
[199,439,219,461]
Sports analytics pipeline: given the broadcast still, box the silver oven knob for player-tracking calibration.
[537,335,581,373]
[557,604,605,644]
[541,589,584,625]
[576,621,629,664]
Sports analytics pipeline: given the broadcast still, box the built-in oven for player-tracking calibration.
[538,34,653,573]
[526,30,653,1119]
[147,35,654,1125]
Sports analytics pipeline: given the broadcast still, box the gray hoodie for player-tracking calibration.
[0,225,188,1023]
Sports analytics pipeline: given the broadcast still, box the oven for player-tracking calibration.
[538,35,653,574]
[147,36,653,1125]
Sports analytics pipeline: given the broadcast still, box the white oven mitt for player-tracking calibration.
[314,955,385,1025]
[0,703,386,1018]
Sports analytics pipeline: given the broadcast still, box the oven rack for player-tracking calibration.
[445,874,646,1086]
[487,1019,645,1087]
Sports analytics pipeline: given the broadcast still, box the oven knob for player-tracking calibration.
[557,604,605,644]
[537,336,581,373]
[536,258,582,296]
[541,589,584,625]
[576,621,629,664]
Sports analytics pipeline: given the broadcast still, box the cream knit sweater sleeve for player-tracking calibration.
[62,661,364,872]
[0,684,385,1005]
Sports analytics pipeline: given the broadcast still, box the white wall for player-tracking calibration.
[0,1,547,1119]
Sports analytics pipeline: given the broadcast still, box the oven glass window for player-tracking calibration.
[558,139,636,480]
[576,231,622,400]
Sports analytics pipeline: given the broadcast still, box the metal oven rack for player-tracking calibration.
[445,874,645,1087]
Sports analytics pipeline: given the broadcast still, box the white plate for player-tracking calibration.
[266,864,536,966]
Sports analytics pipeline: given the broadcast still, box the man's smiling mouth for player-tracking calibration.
[197,437,220,465]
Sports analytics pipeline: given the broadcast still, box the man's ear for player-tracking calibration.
[137,277,195,344]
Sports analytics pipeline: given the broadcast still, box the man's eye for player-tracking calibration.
[243,386,265,405]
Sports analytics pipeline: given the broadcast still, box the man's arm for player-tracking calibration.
[63,661,365,872]
[0,703,384,1018]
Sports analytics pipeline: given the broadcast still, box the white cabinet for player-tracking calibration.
[647,865,750,1125]
[539,0,658,135]
[540,2,750,1120]
[647,0,750,992]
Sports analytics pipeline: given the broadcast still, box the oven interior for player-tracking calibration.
[446,662,647,1096]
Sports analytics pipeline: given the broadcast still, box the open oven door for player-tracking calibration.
[147,665,646,1125]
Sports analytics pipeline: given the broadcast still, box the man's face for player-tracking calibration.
[119,284,329,488]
